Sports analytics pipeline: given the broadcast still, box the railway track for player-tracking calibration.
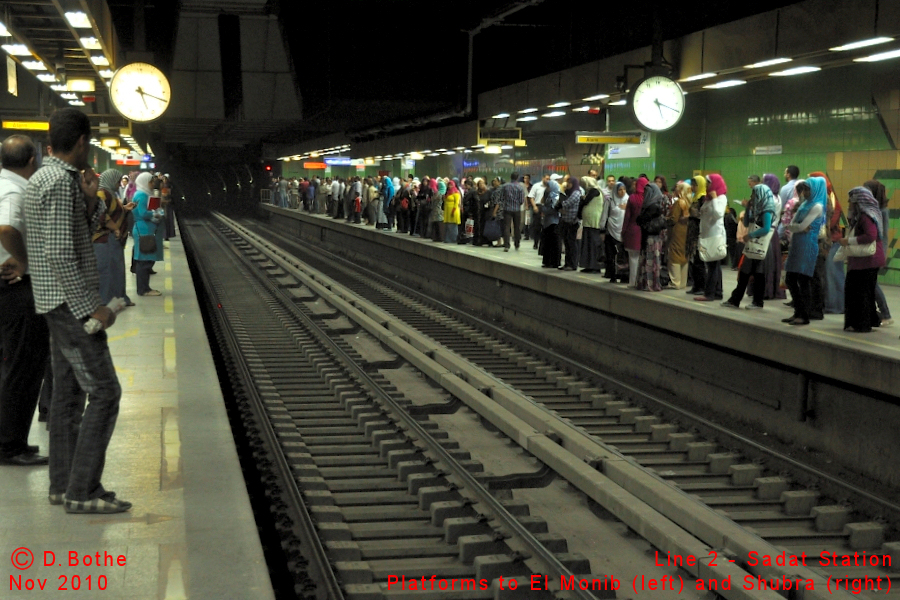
[184,212,899,600]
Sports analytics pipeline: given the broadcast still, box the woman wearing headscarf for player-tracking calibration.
[603,180,628,282]
[558,176,582,271]
[429,179,445,242]
[722,184,776,309]
[666,181,691,289]
[541,179,562,268]
[636,182,665,291]
[131,172,164,297]
[864,180,892,326]
[783,178,826,325]
[685,176,705,294]
[622,176,647,286]
[839,186,885,332]
[761,174,786,300]
[476,179,493,246]
[806,171,835,319]
[377,176,393,230]
[443,180,461,243]
[578,176,607,273]
[694,174,727,301]
[807,171,845,314]
[92,169,132,306]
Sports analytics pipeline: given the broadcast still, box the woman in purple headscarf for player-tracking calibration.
[761,174,786,299]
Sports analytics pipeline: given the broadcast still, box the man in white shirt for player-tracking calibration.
[0,135,49,465]
[526,174,549,249]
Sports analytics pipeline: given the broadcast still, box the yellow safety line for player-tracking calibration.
[164,337,177,373]
[165,261,172,272]
[164,297,173,313]
[108,327,140,342]
[165,277,173,291]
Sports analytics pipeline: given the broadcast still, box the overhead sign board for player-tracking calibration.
[325,156,351,166]
[606,132,652,159]
[304,162,327,169]
[753,145,783,155]
[576,131,642,145]
[2,120,49,131]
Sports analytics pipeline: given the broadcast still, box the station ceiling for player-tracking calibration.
[1,0,804,162]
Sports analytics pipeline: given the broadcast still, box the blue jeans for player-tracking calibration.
[825,242,846,313]
[445,223,459,243]
[45,304,121,501]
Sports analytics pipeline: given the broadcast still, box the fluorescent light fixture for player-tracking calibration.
[37,73,57,82]
[572,105,590,112]
[68,100,85,106]
[420,150,432,153]
[830,37,893,52]
[0,22,8,37]
[582,94,609,101]
[409,152,424,160]
[491,113,510,118]
[90,55,109,66]
[542,111,566,117]
[549,101,570,108]
[60,93,79,100]
[436,148,447,152]
[454,146,465,150]
[50,84,67,91]
[518,108,538,114]
[463,149,473,153]
[283,157,291,162]
[2,44,31,56]
[427,153,439,157]
[609,100,627,106]
[517,115,538,122]
[703,79,747,89]
[471,145,484,149]
[483,146,502,154]
[22,61,46,71]
[500,145,513,150]
[68,79,95,92]
[99,69,114,78]
[444,151,456,155]
[101,138,119,147]
[769,66,821,76]
[854,48,900,62]
[744,57,792,68]
[117,148,129,155]
[79,37,102,50]
[65,11,92,28]
[680,72,717,82]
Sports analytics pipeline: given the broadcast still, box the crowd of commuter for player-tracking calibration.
[0,108,176,514]
[277,163,892,335]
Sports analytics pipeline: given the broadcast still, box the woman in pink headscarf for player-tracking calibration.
[694,174,728,301]
[622,176,647,287]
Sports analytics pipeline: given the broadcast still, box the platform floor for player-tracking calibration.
[1,229,275,599]
[300,209,900,359]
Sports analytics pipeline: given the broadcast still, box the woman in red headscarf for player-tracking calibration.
[622,176,647,286]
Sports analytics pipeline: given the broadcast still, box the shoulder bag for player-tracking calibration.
[833,225,876,262]
[743,220,775,260]
[138,219,157,254]
[698,234,727,262]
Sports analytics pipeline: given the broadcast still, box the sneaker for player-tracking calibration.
[64,492,132,514]
[141,290,162,297]
[745,304,764,310]
[880,318,893,327]
[721,301,739,309]
[48,493,64,506]
[503,247,509,252]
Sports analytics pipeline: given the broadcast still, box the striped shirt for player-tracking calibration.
[500,181,526,213]
[25,156,105,318]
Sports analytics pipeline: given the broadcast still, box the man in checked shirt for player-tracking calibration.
[24,108,131,514]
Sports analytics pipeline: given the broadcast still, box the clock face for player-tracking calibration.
[109,62,171,123]
[629,76,685,132]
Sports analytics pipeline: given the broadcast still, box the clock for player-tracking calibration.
[628,75,685,132]
[109,62,171,123]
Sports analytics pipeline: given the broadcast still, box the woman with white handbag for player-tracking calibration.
[722,184,776,309]
[839,186,885,332]
[693,174,728,302]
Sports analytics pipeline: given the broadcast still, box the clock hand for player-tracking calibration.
[656,100,680,113]
[654,98,664,119]
[140,91,168,103]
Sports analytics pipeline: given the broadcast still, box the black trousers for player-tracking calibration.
[728,258,765,307]
[703,260,723,299]
[531,212,543,248]
[810,253,826,318]
[786,272,812,321]
[845,268,880,331]
[604,234,623,280]
[541,224,560,267]
[503,211,522,249]
[0,278,50,456]
[560,221,579,269]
